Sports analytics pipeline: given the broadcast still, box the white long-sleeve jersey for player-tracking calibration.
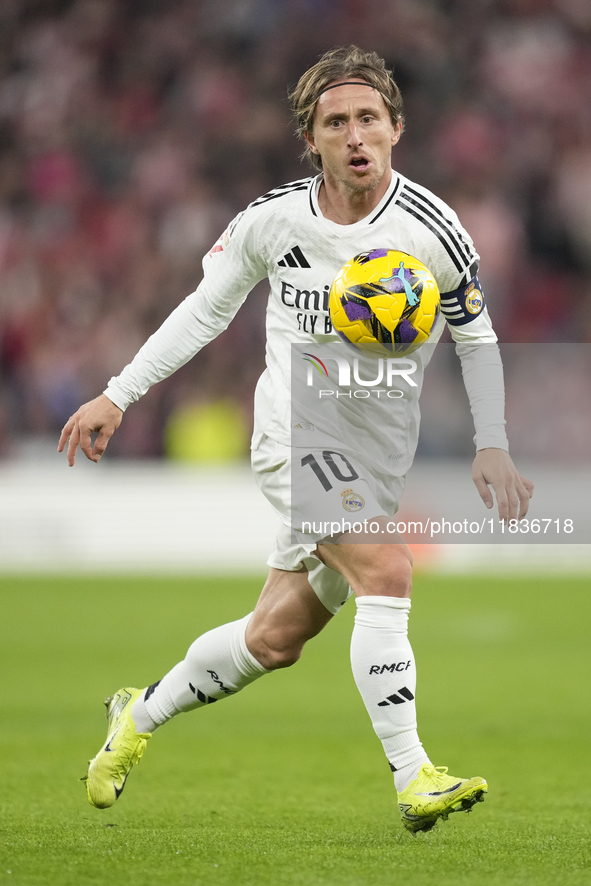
[104,171,508,471]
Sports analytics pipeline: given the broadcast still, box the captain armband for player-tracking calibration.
[440,276,486,327]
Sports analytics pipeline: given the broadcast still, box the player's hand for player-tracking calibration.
[57,394,123,466]
[472,448,533,523]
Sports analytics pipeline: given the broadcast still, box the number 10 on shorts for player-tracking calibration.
[301,451,360,491]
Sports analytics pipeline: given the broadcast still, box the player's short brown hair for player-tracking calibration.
[289,45,405,170]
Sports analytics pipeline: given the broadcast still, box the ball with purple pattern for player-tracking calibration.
[397,318,419,343]
[342,298,372,321]
[329,248,441,357]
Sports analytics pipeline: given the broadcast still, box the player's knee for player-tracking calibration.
[354,546,413,598]
[247,631,303,670]
[263,646,302,670]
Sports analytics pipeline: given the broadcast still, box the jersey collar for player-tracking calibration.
[308,170,402,227]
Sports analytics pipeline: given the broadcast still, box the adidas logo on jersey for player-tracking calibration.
[278,245,311,268]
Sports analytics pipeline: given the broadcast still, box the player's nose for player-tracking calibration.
[346,123,363,146]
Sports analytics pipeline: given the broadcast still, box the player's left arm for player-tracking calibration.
[471,447,534,522]
[441,274,534,521]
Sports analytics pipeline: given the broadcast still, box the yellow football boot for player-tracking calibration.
[83,687,150,808]
[398,763,487,834]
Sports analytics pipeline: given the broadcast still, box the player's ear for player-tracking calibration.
[304,129,319,155]
[391,121,403,147]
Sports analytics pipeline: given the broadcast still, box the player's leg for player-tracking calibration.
[245,564,334,669]
[317,524,487,833]
[85,567,332,808]
[133,565,332,731]
[317,523,427,788]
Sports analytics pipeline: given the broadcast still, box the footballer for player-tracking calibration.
[58,46,533,834]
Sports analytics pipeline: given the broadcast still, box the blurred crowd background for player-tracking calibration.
[1,0,590,461]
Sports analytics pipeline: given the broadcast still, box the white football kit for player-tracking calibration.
[104,171,508,612]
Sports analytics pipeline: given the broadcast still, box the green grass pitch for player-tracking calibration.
[1,573,590,886]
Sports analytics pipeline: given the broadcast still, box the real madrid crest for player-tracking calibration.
[464,280,483,314]
[341,488,365,512]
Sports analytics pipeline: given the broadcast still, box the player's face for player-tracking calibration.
[305,82,401,195]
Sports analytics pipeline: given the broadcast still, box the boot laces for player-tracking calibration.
[111,730,146,780]
[422,764,450,785]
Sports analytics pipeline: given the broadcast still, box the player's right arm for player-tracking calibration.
[58,394,123,466]
[58,207,268,465]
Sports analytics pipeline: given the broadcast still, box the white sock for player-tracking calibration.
[131,613,270,733]
[350,596,430,792]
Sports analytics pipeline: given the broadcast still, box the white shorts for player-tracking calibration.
[251,435,406,615]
